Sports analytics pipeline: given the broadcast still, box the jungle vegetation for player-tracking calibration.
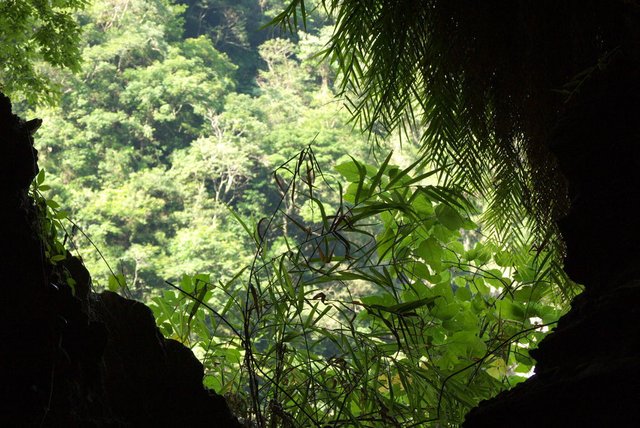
[0,0,587,426]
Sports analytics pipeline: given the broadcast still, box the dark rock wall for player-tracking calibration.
[464,33,640,428]
[0,93,240,427]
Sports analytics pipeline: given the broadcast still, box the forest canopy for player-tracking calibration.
[0,0,87,104]
[2,1,579,426]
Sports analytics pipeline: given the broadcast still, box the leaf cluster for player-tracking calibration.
[153,148,571,427]
[0,0,87,105]
[270,0,639,264]
[28,1,370,297]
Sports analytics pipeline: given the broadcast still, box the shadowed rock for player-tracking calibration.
[0,92,241,427]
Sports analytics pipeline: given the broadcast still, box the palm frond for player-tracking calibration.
[271,0,633,296]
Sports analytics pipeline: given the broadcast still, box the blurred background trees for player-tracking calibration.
[19,0,369,295]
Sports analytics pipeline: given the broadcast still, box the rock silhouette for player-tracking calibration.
[0,92,240,427]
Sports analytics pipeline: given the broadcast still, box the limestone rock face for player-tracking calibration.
[0,92,240,427]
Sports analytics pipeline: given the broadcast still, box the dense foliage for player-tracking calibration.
[145,150,569,426]
[14,0,576,426]
[25,0,371,295]
[272,1,626,258]
[0,0,87,104]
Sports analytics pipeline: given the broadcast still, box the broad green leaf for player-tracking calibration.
[411,193,434,215]
[496,300,526,321]
[514,351,534,366]
[449,331,487,358]
[435,204,465,231]
[203,375,222,392]
[108,274,126,292]
[193,274,210,287]
[366,296,440,315]
[50,254,66,262]
[431,224,456,244]
[454,277,467,288]
[432,301,459,320]
[180,274,194,293]
[411,262,432,281]
[486,358,507,379]
[335,160,363,182]
[428,326,447,345]
[53,210,68,219]
[416,237,443,271]
[159,321,173,336]
[455,286,472,301]
[447,240,465,255]
[433,281,455,300]
[46,199,60,209]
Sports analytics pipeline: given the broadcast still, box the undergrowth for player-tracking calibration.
[32,148,575,427]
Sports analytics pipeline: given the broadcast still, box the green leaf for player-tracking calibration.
[343,181,359,203]
[226,206,253,239]
[454,277,467,288]
[367,296,440,315]
[108,274,126,292]
[496,300,526,321]
[411,193,434,215]
[46,199,60,209]
[455,286,472,301]
[486,358,508,379]
[411,262,432,281]
[431,224,456,243]
[203,374,222,392]
[377,226,396,261]
[449,331,487,358]
[159,321,173,336]
[335,160,363,182]
[416,237,443,271]
[50,254,66,262]
[432,301,459,320]
[447,240,465,255]
[180,275,194,293]
[193,273,210,287]
[435,204,465,231]
[428,326,447,345]
[36,169,45,185]
[366,151,393,198]
[514,351,534,366]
